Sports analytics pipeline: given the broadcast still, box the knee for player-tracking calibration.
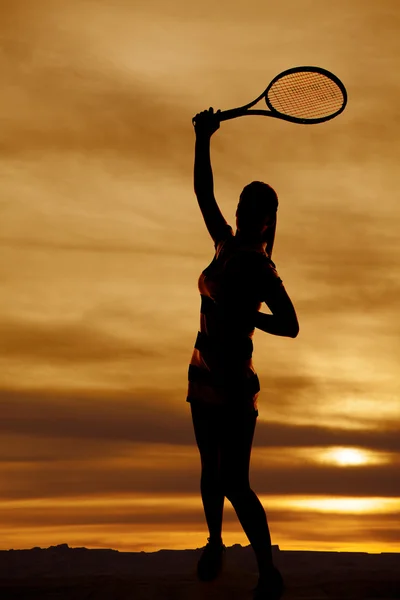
[201,464,222,487]
[222,478,251,502]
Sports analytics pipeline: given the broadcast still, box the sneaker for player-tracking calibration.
[253,566,284,600]
[196,537,226,581]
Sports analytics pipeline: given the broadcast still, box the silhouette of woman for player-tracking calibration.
[187,108,299,600]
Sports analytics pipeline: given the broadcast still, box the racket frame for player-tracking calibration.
[218,66,347,125]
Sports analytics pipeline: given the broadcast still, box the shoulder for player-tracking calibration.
[214,224,234,253]
[258,254,283,285]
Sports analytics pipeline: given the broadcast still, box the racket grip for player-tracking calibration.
[218,108,246,122]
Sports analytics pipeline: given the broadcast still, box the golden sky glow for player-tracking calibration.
[1,0,400,553]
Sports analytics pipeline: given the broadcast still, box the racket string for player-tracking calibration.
[270,73,342,114]
[270,83,340,116]
[267,71,344,119]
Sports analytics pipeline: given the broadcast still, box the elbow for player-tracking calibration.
[286,318,299,338]
[194,186,207,202]
[274,317,299,338]
[289,321,299,338]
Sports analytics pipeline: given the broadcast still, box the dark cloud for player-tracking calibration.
[1,388,399,452]
[0,318,157,363]
[0,388,189,444]
[256,419,400,454]
[0,237,203,258]
[252,463,400,497]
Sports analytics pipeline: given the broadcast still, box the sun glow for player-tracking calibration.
[4,494,399,515]
[284,496,396,514]
[256,446,391,468]
[317,447,386,467]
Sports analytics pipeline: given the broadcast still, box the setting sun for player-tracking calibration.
[317,447,387,467]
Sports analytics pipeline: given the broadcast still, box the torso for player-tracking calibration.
[187,227,281,414]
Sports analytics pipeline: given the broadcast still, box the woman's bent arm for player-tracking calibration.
[254,310,299,338]
[255,282,299,338]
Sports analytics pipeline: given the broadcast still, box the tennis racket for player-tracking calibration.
[217,66,347,125]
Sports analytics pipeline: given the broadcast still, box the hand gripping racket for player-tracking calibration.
[217,66,347,125]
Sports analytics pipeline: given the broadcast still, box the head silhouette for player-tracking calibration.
[236,181,278,239]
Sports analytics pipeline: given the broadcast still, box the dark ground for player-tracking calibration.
[0,544,398,600]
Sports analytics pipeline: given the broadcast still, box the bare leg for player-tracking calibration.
[220,408,274,577]
[191,402,225,543]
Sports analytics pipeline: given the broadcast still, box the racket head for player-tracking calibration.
[264,66,347,124]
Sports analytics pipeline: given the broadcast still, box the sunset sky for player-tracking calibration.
[1,0,400,553]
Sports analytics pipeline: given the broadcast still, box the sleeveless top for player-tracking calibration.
[186,225,283,414]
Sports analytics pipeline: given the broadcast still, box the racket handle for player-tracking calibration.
[218,108,275,122]
[218,108,246,122]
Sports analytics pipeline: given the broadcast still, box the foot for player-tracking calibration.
[253,566,284,600]
[196,537,226,582]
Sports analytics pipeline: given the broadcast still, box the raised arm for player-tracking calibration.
[193,108,230,244]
